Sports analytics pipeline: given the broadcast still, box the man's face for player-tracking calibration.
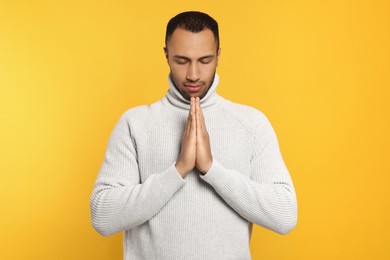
[164,28,220,100]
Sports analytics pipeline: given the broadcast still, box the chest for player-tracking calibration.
[135,112,254,181]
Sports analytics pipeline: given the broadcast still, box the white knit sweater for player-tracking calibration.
[90,74,297,260]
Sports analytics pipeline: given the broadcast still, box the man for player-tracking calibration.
[91,11,297,259]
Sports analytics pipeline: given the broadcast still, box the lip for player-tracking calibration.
[185,85,202,92]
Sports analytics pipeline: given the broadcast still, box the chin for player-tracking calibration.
[179,85,210,100]
[189,92,206,100]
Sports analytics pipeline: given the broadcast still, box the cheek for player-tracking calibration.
[170,64,185,76]
[201,64,217,78]
[170,66,186,87]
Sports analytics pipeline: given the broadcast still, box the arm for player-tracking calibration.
[199,112,297,235]
[90,113,185,236]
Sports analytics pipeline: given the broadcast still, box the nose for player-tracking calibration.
[186,63,200,82]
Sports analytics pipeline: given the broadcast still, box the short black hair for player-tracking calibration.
[165,11,219,50]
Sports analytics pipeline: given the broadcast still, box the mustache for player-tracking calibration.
[183,81,205,86]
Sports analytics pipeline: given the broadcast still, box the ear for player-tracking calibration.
[163,47,169,62]
[217,48,221,65]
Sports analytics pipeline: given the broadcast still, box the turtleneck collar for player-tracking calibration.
[165,73,221,110]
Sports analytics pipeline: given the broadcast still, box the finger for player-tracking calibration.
[195,97,201,133]
[184,98,195,137]
[183,106,192,137]
[192,97,196,115]
[184,109,191,131]
[196,98,204,135]
[197,98,203,123]
[190,98,196,135]
[191,97,196,119]
[197,98,207,134]
[200,107,207,134]
[186,98,194,122]
[196,97,200,112]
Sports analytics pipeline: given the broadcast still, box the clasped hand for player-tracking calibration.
[175,97,213,177]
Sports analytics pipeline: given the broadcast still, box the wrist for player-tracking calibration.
[175,162,188,177]
[199,159,213,175]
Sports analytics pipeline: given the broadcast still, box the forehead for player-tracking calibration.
[166,28,217,56]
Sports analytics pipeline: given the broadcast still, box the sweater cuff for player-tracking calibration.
[199,160,235,189]
[158,163,186,197]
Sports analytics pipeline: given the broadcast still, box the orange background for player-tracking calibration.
[1,1,389,259]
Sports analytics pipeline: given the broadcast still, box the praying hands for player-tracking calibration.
[175,97,213,177]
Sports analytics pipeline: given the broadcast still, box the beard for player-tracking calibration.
[170,71,216,101]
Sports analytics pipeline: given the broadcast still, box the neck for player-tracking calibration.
[165,73,221,110]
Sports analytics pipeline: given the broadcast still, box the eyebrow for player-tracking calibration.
[173,55,215,60]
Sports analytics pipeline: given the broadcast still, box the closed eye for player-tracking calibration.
[172,55,214,65]
[174,58,188,64]
[200,57,213,64]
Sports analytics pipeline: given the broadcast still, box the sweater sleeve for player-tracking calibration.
[200,115,297,235]
[90,113,185,236]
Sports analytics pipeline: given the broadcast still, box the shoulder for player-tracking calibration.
[220,99,279,146]
[220,99,271,131]
[121,104,151,121]
[120,99,165,122]
[115,100,167,136]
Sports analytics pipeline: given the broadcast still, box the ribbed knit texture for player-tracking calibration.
[90,74,298,260]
